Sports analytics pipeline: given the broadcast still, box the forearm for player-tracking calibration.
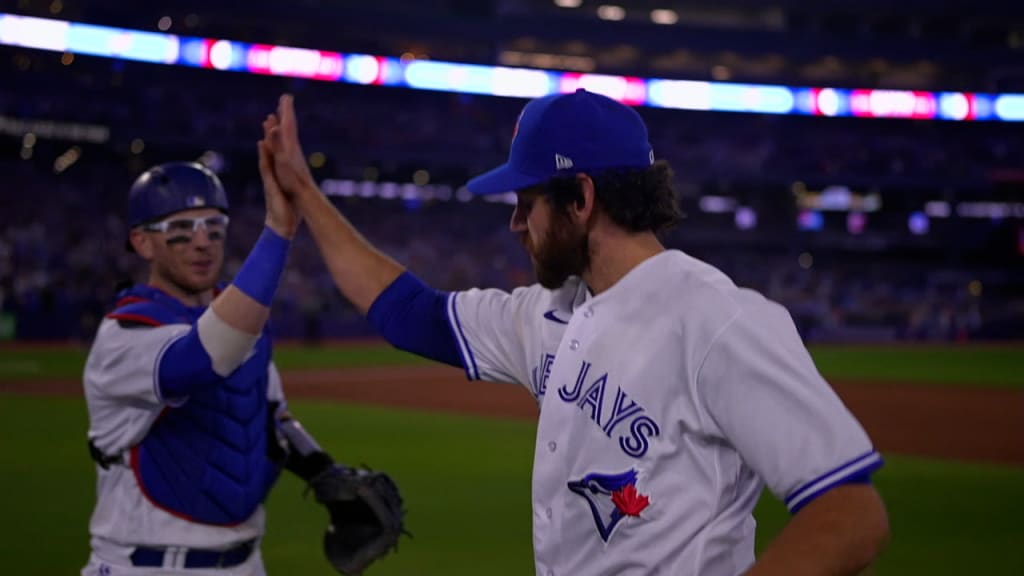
[295,181,404,313]
[211,226,291,333]
[158,291,269,399]
[276,411,334,481]
[209,286,270,335]
[158,228,289,398]
[745,485,889,576]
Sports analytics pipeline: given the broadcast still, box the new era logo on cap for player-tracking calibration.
[467,88,654,195]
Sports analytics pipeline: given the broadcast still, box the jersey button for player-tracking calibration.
[546,507,553,519]
[583,308,594,318]
[569,340,580,350]
[547,441,556,452]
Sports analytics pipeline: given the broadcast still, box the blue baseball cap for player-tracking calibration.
[467,88,655,196]
[128,162,229,228]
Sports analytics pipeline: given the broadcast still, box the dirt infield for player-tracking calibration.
[3,365,1022,466]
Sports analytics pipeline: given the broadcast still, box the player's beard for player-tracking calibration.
[531,213,590,290]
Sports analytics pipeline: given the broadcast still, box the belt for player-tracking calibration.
[130,540,256,569]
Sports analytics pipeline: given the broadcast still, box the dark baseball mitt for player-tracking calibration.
[308,464,407,575]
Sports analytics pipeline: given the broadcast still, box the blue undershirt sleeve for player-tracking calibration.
[157,329,220,401]
[366,271,463,368]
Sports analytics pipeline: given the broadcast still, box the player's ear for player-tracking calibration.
[573,173,596,223]
[129,228,154,260]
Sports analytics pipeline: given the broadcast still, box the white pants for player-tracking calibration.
[81,549,266,576]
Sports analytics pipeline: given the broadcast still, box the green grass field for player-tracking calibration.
[0,395,1022,575]
[2,342,1023,387]
[0,343,431,381]
[1,343,1022,574]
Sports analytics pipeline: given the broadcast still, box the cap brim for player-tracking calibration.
[466,163,548,196]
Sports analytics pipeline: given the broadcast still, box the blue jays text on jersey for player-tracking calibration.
[533,354,661,459]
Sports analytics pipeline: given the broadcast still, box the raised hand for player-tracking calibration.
[265,94,317,199]
[259,114,301,239]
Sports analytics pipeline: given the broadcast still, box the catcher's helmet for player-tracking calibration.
[127,162,229,228]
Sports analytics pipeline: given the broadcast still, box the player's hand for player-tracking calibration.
[259,114,300,239]
[265,93,318,200]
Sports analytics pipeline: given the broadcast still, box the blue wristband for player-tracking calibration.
[233,227,290,306]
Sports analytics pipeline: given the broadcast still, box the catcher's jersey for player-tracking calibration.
[82,316,285,562]
[448,249,881,576]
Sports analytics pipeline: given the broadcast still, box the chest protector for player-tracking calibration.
[107,285,282,525]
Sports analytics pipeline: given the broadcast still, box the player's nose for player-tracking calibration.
[191,229,213,248]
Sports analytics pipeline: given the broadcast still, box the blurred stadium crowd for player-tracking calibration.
[2,29,1022,344]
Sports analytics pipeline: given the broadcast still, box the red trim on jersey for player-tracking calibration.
[152,406,172,426]
[114,296,149,308]
[129,443,199,525]
[105,312,164,326]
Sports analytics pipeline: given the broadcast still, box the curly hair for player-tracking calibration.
[543,160,682,233]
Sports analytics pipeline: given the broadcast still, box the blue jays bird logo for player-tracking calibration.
[568,469,650,543]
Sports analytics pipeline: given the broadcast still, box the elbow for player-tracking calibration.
[158,330,221,400]
[850,489,891,571]
[867,505,891,563]
[807,483,892,574]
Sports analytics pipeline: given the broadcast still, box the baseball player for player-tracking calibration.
[81,140,404,575]
[263,91,889,575]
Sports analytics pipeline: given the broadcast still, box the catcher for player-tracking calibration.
[81,141,404,575]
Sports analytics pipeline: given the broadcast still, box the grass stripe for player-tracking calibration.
[1,342,1021,388]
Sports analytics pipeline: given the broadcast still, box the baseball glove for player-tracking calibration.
[308,464,407,575]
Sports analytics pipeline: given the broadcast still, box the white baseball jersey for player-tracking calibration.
[82,317,285,576]
[447,249,881,576]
